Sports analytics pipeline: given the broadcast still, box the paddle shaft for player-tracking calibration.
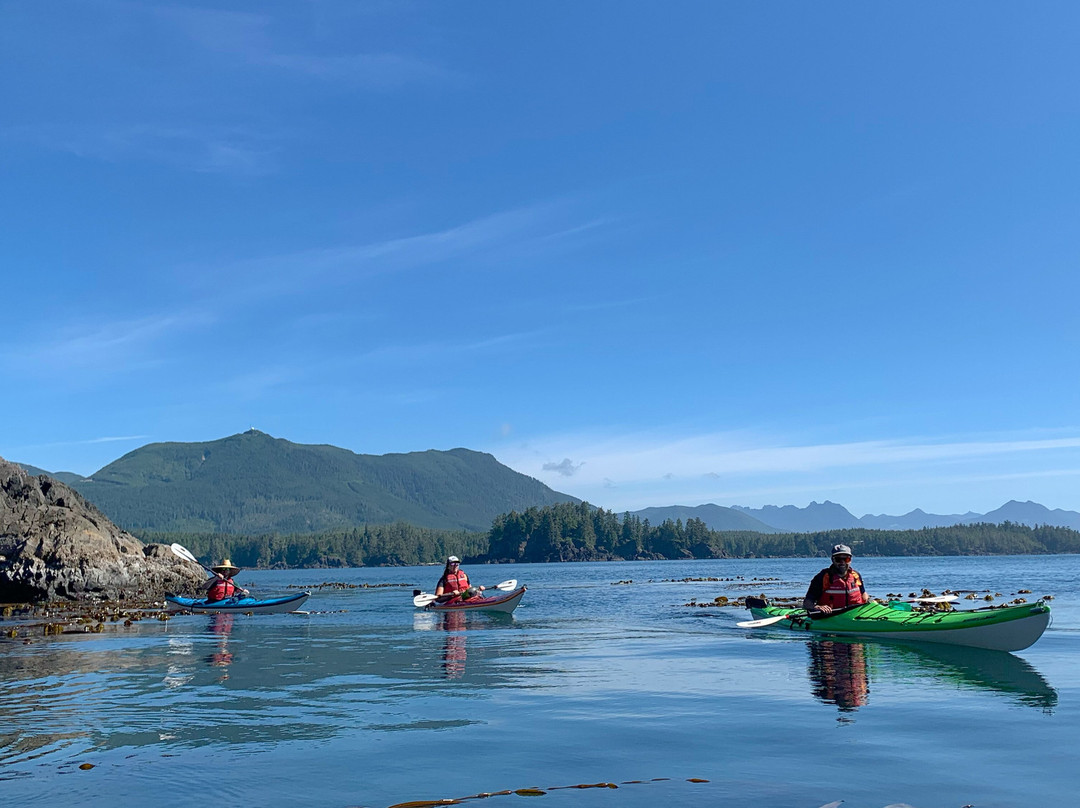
[170,543,249,595]
[413,580,517,607]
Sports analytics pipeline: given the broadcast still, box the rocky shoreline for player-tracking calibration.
[0,597,179,643]
[1,458,204,603]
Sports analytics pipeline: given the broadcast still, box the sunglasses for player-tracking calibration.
[833,555,852,562]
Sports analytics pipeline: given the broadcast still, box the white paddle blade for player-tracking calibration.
[494,580,518,591]
[170,543,200,565]
[413,593,438,608]
[736,614,793,629]
[907,595,959,604]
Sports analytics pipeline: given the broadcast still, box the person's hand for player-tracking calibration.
[478,585,485,592]
[817,604,833,614]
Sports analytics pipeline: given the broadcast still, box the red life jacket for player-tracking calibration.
[440,569,469,594]
[207,578,238,601]
[819,569,866,609]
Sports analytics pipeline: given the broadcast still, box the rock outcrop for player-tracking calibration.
[0,457,204,602]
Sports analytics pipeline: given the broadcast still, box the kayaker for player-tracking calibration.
[434,556,484,603]
[803,544,866,614]
[204,558,249,602]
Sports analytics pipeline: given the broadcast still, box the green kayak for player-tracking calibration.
[744,597,1051,652]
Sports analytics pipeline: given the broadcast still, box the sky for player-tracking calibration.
[3,2,1080,518]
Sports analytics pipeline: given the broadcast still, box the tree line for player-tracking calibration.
[136,501,1080,568]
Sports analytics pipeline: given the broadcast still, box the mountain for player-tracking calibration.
[49,430,576,534]
[857,508,982,531]
[628,504,780,533]
[734,501,863,532]
[722,500,1080,533]
[973,500,1080,531]
[16,463,86,486]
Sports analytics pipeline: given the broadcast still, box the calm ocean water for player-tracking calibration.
[1,555,1077,808]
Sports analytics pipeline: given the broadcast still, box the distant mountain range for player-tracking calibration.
[14,432,1080,536]
[632,500,1080,533]
[15,430,577,534]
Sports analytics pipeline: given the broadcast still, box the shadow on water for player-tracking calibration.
[806,637,1058,719]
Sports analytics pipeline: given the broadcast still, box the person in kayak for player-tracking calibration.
[803,544,866,614]
[204,558,249,602]
[434,556,485,603]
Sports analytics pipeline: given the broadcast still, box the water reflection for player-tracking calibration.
[806,638,1058,719]
[440,612,467,679]
[207,614,235,677]
[885,642,1058,712]
[807,640,869,715]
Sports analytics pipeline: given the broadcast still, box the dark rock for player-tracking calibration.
[0,457,204,602]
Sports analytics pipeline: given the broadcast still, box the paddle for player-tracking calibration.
[737,613,801,629]
[413,579,518,608]
[170,543,249,596]
[736,602,862,629]
[904,595,959,604]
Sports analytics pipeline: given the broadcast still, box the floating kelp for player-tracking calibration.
[286,582,411,590]
[384,776,710,808]
[0,598,178,644]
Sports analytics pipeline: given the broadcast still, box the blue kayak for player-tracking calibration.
[165,592,310,614]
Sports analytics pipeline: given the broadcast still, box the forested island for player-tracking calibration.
[137,502,1080,569]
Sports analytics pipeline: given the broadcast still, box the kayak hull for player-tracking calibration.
[426,586,526,614]
[746,600,1050,652]
[166,592,310,615]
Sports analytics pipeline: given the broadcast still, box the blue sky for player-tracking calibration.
[3,2,1079,518]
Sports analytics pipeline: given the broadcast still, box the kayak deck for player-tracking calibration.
[426,586,526,614]
[165,592,310,615]
[745,599,1050,652]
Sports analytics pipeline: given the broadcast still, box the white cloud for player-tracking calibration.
[542,458,584,477]
[4,123,279,175]
[490,427,1080,513]
[0,311,211,376]
[198,202,605,302]
[157,4,457,89]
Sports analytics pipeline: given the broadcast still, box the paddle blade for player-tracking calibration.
[170,543,200,565]
[906,595,959,604]
[494,580,518,591]
[413,593,437,608]
[736,614,793,629]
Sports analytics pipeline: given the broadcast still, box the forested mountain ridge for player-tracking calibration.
[151,501,1080,569]
[55,430,577,534]
[485,502,1080,563]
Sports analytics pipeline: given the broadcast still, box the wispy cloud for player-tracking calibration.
[502,430,1080,481]
[0,310,211,376]
[7,435,149,452]
[158,4,458,89]
[3,123,279,175]
[491,428,1080,511]
[199,203,607,301]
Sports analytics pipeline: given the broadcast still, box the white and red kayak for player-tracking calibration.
[414,585,526,614]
